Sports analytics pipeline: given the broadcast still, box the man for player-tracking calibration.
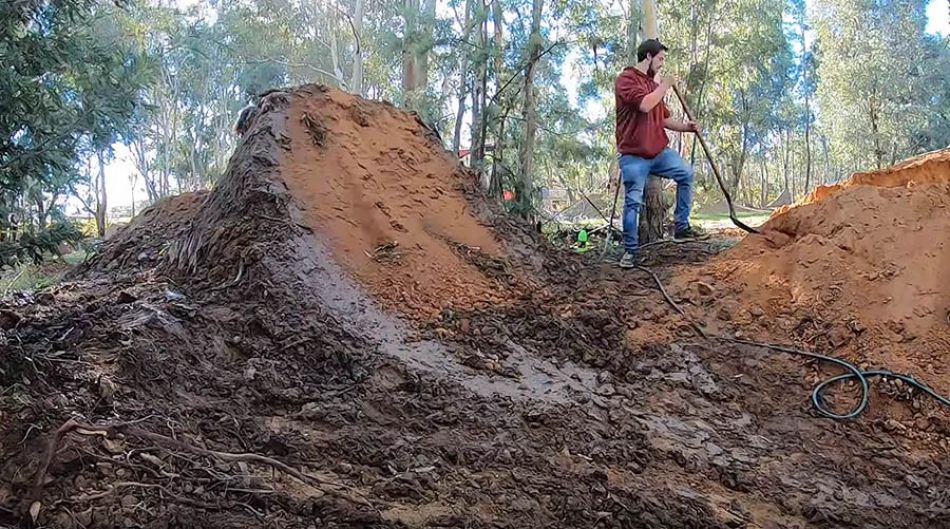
[615,39,704,268]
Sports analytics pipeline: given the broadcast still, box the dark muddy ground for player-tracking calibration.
[2,236,947,529]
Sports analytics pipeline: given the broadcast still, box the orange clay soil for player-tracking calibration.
[677,147,950,395]
[278,88,506,319]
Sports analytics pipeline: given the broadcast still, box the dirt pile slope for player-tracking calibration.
[685,148,950,396]
[279,89,505,318]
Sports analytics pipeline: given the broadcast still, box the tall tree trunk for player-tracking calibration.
[821,133,831,185]
[490,105,512,196]
[625,0,641,65]
[350,0,364,94]
[638,0,667,244]
[868,89,883,170]
[403,0,420,93]
[452,0,474,154]
[95,150,107,238]
[489,0,505,189]
[782,128,791,195]
[419,0,437,85]
[329,8,342,84]
[403,0,437,109]
[129,172,138,218]
[517,0,543,216]
[471,1,489,172]
[689,8,715,167]
[801,25,813,195]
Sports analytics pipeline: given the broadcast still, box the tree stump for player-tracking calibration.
[639,176,669,243]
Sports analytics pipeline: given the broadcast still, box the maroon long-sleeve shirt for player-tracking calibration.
[615,67,670,159]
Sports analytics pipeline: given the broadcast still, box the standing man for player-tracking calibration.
[615,39,704,268]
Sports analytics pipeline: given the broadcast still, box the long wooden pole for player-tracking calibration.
[671,85,759,234]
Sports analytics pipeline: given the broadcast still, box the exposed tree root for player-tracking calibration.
[26,418,387,519]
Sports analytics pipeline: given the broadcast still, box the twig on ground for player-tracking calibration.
[29,419,388,515]
[633,266,708,338]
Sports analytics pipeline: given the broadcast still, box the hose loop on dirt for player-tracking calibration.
[636,267,950,420]
[727,338,950,419]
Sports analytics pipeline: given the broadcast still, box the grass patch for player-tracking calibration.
[0,250,87,296]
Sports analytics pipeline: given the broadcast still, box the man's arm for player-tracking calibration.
[638,76,676,113]
[664,117,699,133]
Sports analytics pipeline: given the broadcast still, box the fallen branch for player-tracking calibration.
[67,481,219,511]
[29,419,386,517]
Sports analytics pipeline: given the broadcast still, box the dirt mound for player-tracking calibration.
[280,89,505,319]
[775,148,950,215]
[685,148,950,397]
[85,191,208,274]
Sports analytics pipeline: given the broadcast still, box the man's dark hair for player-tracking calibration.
[636,39,668,62]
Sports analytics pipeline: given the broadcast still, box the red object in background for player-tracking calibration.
[503,190,516,201]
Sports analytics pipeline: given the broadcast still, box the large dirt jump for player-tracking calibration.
[1,86,948,529]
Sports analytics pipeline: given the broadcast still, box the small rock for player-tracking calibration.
[164,290,186,302]
[139,452,164,469]
[458,319,471,333]
[596,384,616,397]
[52,512,74,529]
[75,508,93,527]
[103,438,125,454]
[696,282,715,296]
[0,310,22,330]
[904,475,928,490]
[914,417,931,431]
[749,306,765,317]
[98,377,117,400]
[120,495,138,509]
[115,291,137,304]
[717,306,734,322]
[338,462,353,474]
[116,468,128,478]
[883,419,906,432]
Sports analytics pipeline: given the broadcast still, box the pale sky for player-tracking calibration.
[88,0,950,217]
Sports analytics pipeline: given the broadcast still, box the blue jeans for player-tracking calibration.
[619,148,694,252]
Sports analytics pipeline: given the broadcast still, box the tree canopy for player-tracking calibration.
[2,0,948,266]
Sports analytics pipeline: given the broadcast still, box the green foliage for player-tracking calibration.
[813,0,943,171]
[6,0,949,237]
[0,221,84,269]
[1,0,148,263]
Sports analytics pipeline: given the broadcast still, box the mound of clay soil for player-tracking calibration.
[279,89,506,319]
[684,147,950,398]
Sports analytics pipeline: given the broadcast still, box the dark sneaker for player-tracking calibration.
[674,225,709,240]
[618,251,639,269]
